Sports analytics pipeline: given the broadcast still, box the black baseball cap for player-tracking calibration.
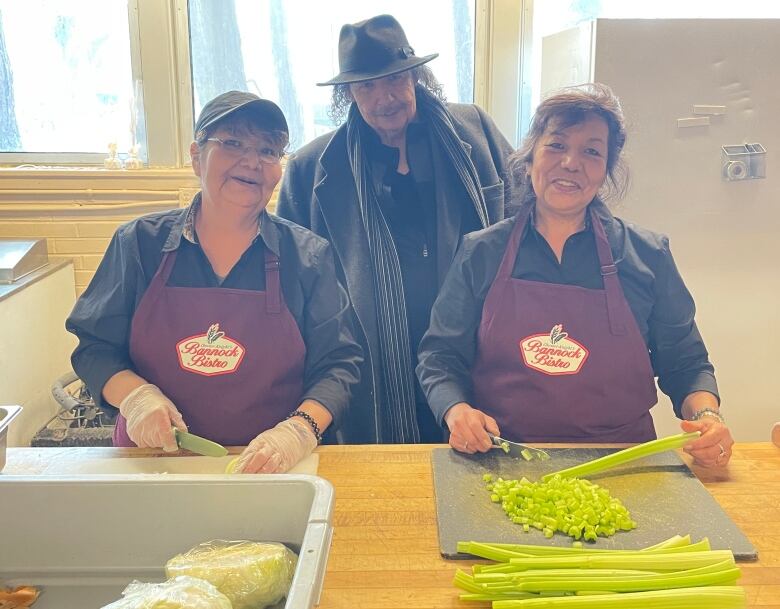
[194,91,288,140]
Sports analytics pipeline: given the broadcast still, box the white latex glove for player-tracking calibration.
[234,417,317,474]
[118,383,187,452]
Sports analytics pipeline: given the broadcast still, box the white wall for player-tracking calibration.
[0,263,78,446]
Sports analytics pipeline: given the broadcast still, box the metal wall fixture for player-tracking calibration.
[0,238,49,284]
[721,143,767,181]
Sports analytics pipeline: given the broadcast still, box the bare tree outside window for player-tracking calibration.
[0,10,21,151]
[269,0,304,150]
[189,0,247,110]
[452,0,474,103]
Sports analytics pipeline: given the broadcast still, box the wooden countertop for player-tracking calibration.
[4,443,779,608]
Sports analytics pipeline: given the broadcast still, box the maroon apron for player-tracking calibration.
[114,248,305,446]
[471,207,657,443]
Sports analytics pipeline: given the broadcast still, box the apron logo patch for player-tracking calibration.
[176,323,246,376]
[519,324,589,376]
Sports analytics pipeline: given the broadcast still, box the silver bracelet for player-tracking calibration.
[690,408,725,423]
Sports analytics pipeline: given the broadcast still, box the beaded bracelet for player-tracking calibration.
[690,407,725,424]
[286,410,323,443]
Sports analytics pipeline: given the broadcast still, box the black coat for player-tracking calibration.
[277,102,514,443]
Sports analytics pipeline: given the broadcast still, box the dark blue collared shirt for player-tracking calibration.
[66,194,363,425]
[417,201,719,425]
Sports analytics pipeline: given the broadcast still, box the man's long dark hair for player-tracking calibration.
[328,65,446,125]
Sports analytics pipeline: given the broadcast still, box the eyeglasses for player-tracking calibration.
[205,137,284,165]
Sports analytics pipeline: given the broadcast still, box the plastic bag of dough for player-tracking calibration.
[165,540,297,609]
[100,575,232,609]
[0,585,40,608]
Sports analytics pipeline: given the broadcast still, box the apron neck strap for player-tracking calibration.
[158,249,178,285]
[590,207,627,336]
[495,206,533,281]
[264,249,281,314]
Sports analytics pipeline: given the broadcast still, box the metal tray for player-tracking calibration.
[0,474,333,608]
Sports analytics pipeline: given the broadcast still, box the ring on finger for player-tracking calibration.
[716,443,726,464]
[464,440,470,450]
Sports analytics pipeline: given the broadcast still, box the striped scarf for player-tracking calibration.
[346,87,489,443]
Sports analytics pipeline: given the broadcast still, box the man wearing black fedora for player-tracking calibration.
[277,14,513,445]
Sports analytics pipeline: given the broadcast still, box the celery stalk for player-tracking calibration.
[476,569,666,584]
[474,560,735,589]
[641,535,689,550]
[517,560,735,582]
[541,432,700,482]
[460,541,537,562]
[507,550,734,571]
[467,536,708,559]
[454,569,490,594]
[474,563,522,574]
[460,593,540,602]
[492,586,746,608]
[515,567,741,593]
[474,569,660,582]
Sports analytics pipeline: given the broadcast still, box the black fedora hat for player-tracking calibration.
[317,14,438,86]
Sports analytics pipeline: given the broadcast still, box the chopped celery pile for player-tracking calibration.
[485,475,635,542]
[482,432,705,544]
[454,536,745,608]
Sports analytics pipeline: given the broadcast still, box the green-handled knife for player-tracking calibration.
[174,428,228,457]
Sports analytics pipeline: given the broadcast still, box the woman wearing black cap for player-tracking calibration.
[277,14,513,445]
[66,91,362,473]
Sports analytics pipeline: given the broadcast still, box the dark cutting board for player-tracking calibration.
[431,447,757,561]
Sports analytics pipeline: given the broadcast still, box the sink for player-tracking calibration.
[0,474,333,609]
[39,453,318,475]
[0,405,22,472]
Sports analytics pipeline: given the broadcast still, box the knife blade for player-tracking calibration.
[489,434,550,461]
[174,428,228,457]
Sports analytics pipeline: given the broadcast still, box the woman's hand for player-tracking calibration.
[233,417,317,474]
[118,384,187,452]
[444,402,499,454]
[680,417,734,467]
